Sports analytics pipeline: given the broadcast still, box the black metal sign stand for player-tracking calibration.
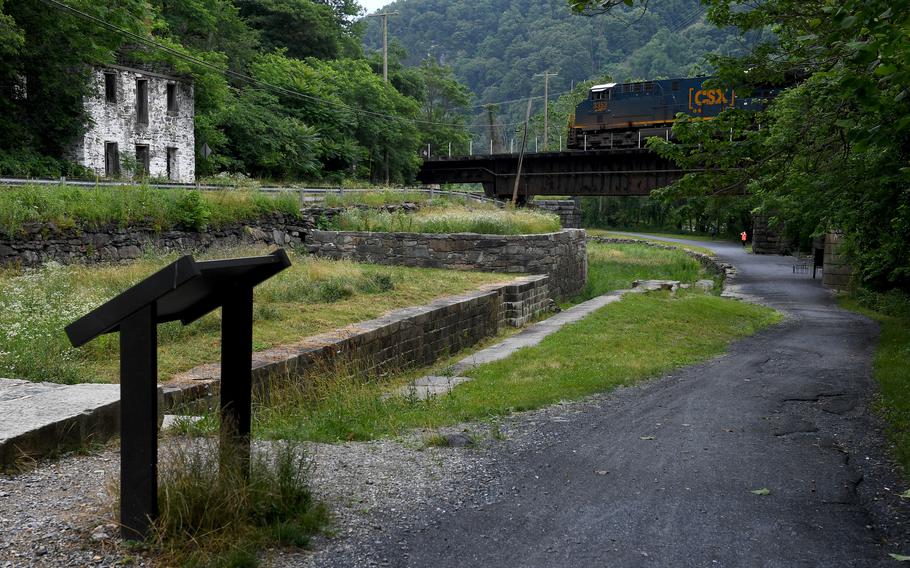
[66,250,290,540]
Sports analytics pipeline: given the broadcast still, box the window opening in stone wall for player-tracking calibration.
[166,83,177,114]
[135,145,150,177]
[105,73,117,103]
[166,147,177,180]
[136,79,149,125]
[105,142,120,177]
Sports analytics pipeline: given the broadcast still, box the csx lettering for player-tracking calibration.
[593,101,609,112]
[693,89,728,106]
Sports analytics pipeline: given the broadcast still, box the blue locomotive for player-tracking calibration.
[567,76,778,150]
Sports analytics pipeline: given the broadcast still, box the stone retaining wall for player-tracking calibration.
[822,231,853,290]
[305,229,587,299]
[0,203,418,267]
[162,275,551,410]
[532,200,582,229]
[752,215,789,255]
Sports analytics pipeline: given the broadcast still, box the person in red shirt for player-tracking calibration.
[741,230,748,247]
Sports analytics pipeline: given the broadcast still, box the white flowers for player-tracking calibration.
[0,262,105,382]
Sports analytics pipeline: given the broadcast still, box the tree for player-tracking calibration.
[415,58,472,157]
[0,0,148,156]
[573,0,910,290]
[237,0,362,61]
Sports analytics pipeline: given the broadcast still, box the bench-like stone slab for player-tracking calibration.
[0,378,121,468]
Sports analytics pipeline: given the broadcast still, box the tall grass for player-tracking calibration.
[322,189,429,207]
[154,440,328,567]
[331,205,561,235]
[0,184,301,235]
[842,289,910,474]
[573,242,706,302]
[0,246,505,384]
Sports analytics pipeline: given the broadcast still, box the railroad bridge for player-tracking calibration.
[416,148,696,201]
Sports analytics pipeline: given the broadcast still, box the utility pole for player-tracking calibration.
[368,11,398,185]
[511,98,533,206]
[483,103,500,154]
[534,70,558,151]
[368,11,399,83]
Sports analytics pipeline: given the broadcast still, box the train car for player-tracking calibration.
[567,76,778,150]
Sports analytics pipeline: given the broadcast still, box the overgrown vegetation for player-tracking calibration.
[254,291,780,443]
[321,189,483,208]
[573,242,706,301]
[0,247,508,383]
[0,184,301,235]
[322,189,429,208]
[842,290,910,474]
[573,0,910,292]
[0,0,472,183]
[154,440,328,567]
[330,205,560,235]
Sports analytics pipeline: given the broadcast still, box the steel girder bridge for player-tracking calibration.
[416,149,695,202]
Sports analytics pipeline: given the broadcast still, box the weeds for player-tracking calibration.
[841,289,910,474]
[1,246,503,383]
[331,205,560,235]
[572,242,704,302]
[0,184,301,236]
[154,439,328,567]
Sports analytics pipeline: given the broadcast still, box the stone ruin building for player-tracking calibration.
[69,64,195,183]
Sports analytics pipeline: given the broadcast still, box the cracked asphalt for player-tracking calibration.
[299,237,909,568]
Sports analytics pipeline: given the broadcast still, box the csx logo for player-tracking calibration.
[689,88,732,112]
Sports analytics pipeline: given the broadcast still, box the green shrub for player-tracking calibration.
[356,272,395,294]
[314,279,355,302]
[0,149,94,179]
[174,191,212,230]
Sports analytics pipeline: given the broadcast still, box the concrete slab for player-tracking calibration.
[0,378,121,468]
[397,376,473,400]
[631,279,679,292]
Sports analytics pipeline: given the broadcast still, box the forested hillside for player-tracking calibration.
[364,0,765,129]
[0,0,472,183]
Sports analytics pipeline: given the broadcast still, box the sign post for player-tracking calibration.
[66,250,291,540]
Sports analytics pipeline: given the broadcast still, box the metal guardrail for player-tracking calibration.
[0,177,501,206]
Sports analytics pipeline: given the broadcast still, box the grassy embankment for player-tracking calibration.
[252,242,781,443]
[0,247,508,384]
[586,228,717,256]
[574,241,709,302]
[841,290,910,474]
[330,204,560,235]
[0,183,303,234]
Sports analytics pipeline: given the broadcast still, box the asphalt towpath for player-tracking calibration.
[300,235,909,567]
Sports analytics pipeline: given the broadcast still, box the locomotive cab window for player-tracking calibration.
[672,81,680,91]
